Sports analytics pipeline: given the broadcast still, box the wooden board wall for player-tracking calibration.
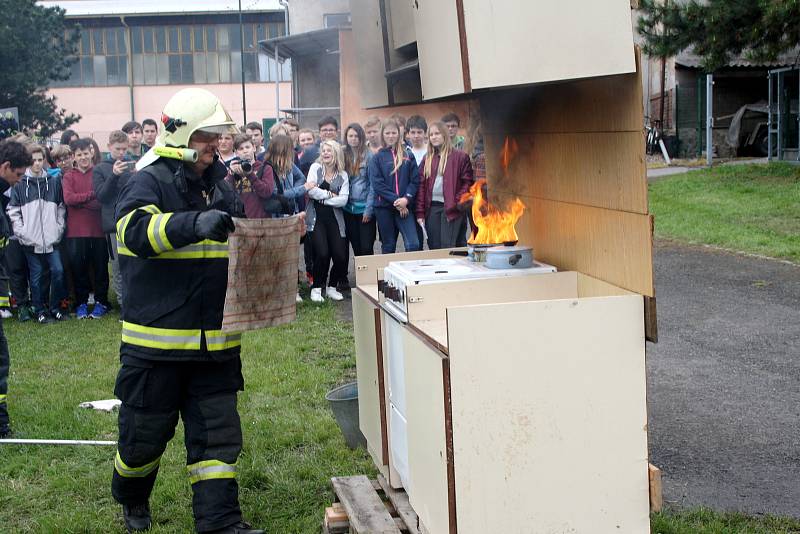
[479,54,654,297]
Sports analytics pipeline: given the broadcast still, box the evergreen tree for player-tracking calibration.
[0,0,81,136]
[638,0,800,71]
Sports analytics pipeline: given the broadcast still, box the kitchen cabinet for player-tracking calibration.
[353,256,651,533]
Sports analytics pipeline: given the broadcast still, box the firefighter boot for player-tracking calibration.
[122,502,152,532]
[206,521,264,534]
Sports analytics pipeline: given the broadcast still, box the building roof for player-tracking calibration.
[259,27,342,62]
[39,0,282,17]
[676,48,800,69]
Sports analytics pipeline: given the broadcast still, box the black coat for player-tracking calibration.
[93,160,133,234]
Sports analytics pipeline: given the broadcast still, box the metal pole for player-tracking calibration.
[120,16,135,121]
[768,72,773,161]
[777,71,784,160]
[706,73,713,166]
[275,44,280,122]
[239,0,247,124]
[0,439,116,446]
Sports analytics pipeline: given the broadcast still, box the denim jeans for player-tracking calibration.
[375,206,420,254]
[24,249,66,314]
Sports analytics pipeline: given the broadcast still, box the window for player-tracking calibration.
[324,13,351,28]
[56,21,290,88]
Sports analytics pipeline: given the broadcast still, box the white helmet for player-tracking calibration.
[159,88,239,148]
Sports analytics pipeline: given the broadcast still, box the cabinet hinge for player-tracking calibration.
[356,265,368,271]
[408,296,424,303]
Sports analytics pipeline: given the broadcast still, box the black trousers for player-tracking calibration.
[312,210,348,289]
[0,319,9,431]
[66,237,110,306]
[6,240,31,307]
[303,232,314,276]
[343,211,376,257]
[425,204,467,250]
[112,356,245,533]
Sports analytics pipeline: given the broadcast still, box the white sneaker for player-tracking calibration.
[310,288,324,303]
[296,292,303,303]
[0,309,11,319]
[325,287,344,301]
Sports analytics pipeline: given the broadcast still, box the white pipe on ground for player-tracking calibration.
[0,439,116,446]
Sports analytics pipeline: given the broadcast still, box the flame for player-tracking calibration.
[500,137,518,174]
[462,179,525,245]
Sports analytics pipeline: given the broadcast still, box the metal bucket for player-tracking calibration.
[325,382,367,449]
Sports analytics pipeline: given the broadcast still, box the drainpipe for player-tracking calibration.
[120,16,135,120]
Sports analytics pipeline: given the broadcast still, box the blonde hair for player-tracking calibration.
[380,119,406,174]
[50,144,72,160]
[424,122,452,179]
[317,139,345,175]
[265,134,294,176]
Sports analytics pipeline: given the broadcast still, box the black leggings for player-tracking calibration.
[343,211,376,256]
[312,211,348,289]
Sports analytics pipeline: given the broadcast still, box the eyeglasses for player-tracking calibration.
[320,127,337,134]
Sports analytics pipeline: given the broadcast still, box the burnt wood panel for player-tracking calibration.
[484,131,648,214]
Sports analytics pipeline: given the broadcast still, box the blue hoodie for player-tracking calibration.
[367,146,419,209]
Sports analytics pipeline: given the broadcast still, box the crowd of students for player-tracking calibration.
[0,110,482,318]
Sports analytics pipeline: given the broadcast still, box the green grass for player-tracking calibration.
[649,163,800,263]
[1,301,799,532]
[0,303,374,533]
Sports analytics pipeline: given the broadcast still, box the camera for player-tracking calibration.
[229,157,252,174]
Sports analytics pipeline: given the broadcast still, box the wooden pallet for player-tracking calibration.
[324,475,420,534]
[326,466,663,533]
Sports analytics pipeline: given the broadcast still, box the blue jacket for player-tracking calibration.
[344,151,374,218]
[368,147,418,209]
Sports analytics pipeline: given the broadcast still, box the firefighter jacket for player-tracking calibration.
[115,157,244,362]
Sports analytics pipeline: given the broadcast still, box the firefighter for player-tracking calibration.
[111,88,262,534]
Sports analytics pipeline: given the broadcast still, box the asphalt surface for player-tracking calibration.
[647,240,800,517]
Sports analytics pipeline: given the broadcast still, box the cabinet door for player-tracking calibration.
[403,328,451,534]
[462,0,636,89]
[353,290,387,468]
[412,0,465,100]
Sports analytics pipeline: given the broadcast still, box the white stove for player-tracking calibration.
[380,257,556,323]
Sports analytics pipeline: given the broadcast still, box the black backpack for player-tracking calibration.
[259,161,293,216]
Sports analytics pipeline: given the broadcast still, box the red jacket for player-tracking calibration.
[415,149,473,221]
[63,166,103,238]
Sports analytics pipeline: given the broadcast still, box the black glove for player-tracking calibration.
[194,210,236,242]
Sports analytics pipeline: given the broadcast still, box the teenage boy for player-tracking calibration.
[282,118,300,146]
[63,139,109,319]
[7,145,68,324]
[245,121,265,158]
[442,112,465,150]
[93,131,134,315]
[406,115,429,166]
[122,121,145,158]
[364,116,382,154]
[317,116,339,143]
[0,140,32,437]
[141,118,158,149]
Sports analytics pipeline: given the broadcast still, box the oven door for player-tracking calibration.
[384,312,411,489]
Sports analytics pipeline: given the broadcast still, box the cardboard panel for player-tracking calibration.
[403,328,450,534]
[405,271,578,322]
[496,192,654,297]
[412,0,465,99]
[353,290,387,467]
[480,69,643,135]
[484,131,648,214]
[462,0,636,90]
[447,297,650,533]
[349,0,390,108]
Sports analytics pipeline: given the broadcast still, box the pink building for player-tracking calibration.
[41,0,292,142]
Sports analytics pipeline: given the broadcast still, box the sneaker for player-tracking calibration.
[337,279,351,292]
[76,303,89,320]
[0,309,11,319]
[0,427,12,439]
[310,288,324,303]
[325,287,344,301]
[296,292,303,303]
[18,306,33,322]
[122,502,151,532]
[87,292,95,306]
[52,310,68,321]
[90,302,108,319]
[37,312,53,324]
[206,521,264,534]
[306,272,314,286]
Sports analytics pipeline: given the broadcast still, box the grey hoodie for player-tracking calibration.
[7,169,66,253]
